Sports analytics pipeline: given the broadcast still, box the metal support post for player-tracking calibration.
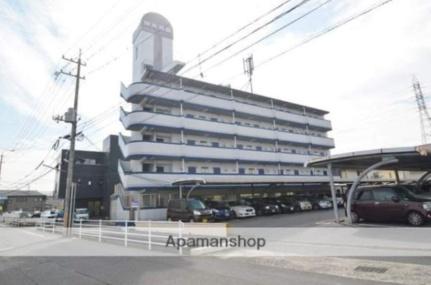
[178,221,183,255]
[327,163,339,223]
[124,220,128,247]
[148,220,152,250]
[98,219,102,242]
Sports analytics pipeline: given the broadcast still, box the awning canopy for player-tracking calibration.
[306,144,431,171]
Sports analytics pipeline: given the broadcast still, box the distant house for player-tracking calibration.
[0,190,46,213]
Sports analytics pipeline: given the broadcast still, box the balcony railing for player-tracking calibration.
[118,160,330,189]
[121,82,332,130]
[119,134,318,165]
[120,108,335,148]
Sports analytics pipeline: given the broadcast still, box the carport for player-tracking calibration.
[306,144,431,223]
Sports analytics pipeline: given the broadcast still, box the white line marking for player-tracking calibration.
[20,230,47,238]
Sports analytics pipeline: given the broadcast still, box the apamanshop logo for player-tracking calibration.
[166,235,266,250]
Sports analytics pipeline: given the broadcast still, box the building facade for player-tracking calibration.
[118,13,335,208]
[0,190,46,213]
[54,135,121,218]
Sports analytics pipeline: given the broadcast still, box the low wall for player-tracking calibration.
[110,196,167,221]
[137,208,167,220]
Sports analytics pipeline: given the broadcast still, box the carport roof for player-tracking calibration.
[305,144,431,171]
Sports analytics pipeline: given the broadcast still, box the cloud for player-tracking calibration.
[1,0,430,191]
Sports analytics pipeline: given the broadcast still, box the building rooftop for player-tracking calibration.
[0,190,47,197]
[306,144,431,171]
[142,66,329,116]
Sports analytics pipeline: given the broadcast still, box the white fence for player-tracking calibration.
[33,218,227,255]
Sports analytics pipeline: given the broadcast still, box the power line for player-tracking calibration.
[255,0,395,70]
[198,0,334,77]
[180,0,311,76]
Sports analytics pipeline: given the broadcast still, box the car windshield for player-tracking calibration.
[187,200,206,210]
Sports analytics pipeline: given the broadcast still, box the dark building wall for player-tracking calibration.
[55,135,120,218]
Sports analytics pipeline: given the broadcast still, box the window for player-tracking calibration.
[142,134,152,141]
[239,168,245,174]
[155,107,171,114]
[294,170,299,176]
[187,140,195,145]
[210,117,218,122]
[256,146,262,151]
[188,167,196,174]
[142,164,151,172]
[143,107,152,112]
[323,170,327,176]
[279,169,284,175]
[237,144,243,149]
[292,149,296,154]
[156,166,165,173]
[185,114,194,118]
[200,140,208,145]
[213,167,221,174]
[373,188,397,201]
[156,137,165,142]
[258,169,265,175]
[358,190,373,201]
[212,142,219,147]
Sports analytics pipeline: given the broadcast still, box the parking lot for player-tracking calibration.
[228,208,343,227]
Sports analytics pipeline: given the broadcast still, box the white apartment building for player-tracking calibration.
[118,13,335,207]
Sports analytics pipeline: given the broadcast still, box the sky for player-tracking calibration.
[0,0,430,194]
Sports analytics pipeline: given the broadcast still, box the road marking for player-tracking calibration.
[20,229,47,238]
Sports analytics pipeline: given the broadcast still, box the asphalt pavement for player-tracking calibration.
[0,256,399,285]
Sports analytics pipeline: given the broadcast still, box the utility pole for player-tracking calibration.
[0,149,15,180]
[413,77,431,144]
[0,154,3,181]
[53,50,85,231]
[243,54,254,94]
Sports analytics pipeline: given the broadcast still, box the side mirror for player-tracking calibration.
[391,195,400,203]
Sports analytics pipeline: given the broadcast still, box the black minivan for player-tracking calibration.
[167,198,213,222]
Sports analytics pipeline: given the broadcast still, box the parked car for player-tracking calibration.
[351,185,431,226]
[205,200,231,221]
[167,198,213,222]
[279,197,301,212]
[41,209,58,219]
[244,198,280,216]
[31,211,41,218]
[309,197,333,210]
[296,198,313,211]
[227,201,256,218]
[263,197,295,214]
[74,208,90,221]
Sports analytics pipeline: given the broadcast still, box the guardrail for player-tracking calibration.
[33,219,227,255]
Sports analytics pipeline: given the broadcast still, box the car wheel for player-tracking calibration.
[350,211,359,224]
[407,211,424,226]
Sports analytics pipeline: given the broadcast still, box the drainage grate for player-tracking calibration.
[354,266,388,274]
